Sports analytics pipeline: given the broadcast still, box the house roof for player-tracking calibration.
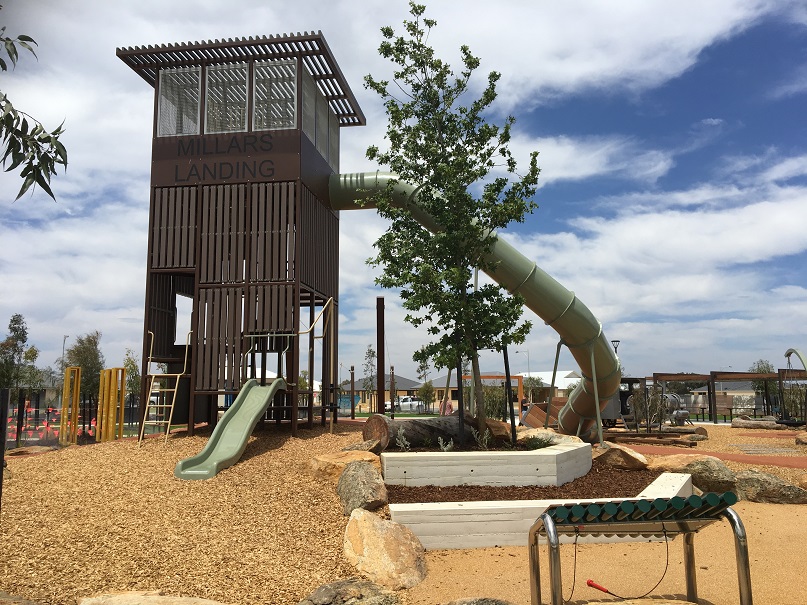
[691,381,756,393]
[344,373,420,391]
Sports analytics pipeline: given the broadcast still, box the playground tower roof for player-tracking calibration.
[116,31,365,127]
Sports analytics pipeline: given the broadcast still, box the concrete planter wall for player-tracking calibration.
[389,472,693,549]
[381,442,592,487]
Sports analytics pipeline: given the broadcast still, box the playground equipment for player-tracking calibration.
[780,348,807,425]
[58,367,81,446]
[175,298,334,479]
[138,331,191,445]
[174,378,286,479]
[328,172,621,442]
[528,492,751,605]
[97,367,126,442]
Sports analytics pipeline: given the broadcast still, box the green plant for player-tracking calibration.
[522,435,554,450]
[437,436,454,452]
[422,436,433,448]
[469,426,492,450]
[395,426,411,451]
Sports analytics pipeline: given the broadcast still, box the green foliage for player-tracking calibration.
[395,425,411,451]
[362,345,376,403]
[630,384,665,428]
[0,313,28,389]
[469,426,492,450]
[748,359,778,396]
[437,435,454,451]
[482,383,506,420]
[365,2,540,430]
[417,379,435,410]
[664,374,706,396]
[123,348,141,399]
[64,331,105,401]
[524,375,543,402]
[1,12,67,200]
[522,434,554,450]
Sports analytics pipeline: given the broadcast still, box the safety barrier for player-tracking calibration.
[528,492,752,605]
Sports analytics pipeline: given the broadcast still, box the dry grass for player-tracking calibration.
[0,421,804,605]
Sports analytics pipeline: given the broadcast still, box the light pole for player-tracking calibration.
[515,349,531,403]
[610,340,620,355]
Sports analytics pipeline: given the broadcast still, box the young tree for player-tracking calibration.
[0,313,28,389]
[748,359,778,396]
[362,345,377,408]
[365,3,540,432]
[122,348,141,403]
[1,8,67,200]
[64,331,105,401]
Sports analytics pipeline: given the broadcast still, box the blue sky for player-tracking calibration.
[1,0,806,384]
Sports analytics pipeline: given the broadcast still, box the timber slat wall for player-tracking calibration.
[151,187,196,269]
[299,185,338,296]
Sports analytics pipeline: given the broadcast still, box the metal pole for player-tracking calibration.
[376,296,384,416]
[350,365,355,420]
[721,507,754,605]
[1,388,9,512]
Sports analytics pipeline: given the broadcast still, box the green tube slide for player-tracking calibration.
[328,171,621,440]
[174,378,286,480]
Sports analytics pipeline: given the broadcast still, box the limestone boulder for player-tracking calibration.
[594,442,648,470]
[517,428,583,446]
[79,592,226,605]
[337,460,388,515]
[296,578,400,605]
[795,432,807,446]
[342,439,384,455]
[310,451,381,483]
[648,454,736,493]
[730,418,789,430]
[344,509,427,590]
[735,469,807,504]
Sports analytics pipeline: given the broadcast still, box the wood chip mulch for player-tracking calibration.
[0,425,362,605]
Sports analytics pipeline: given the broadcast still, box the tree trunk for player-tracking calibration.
[471,352,487,434]
[363,413,476,450]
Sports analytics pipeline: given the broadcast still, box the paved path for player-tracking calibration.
[627,444,807,468]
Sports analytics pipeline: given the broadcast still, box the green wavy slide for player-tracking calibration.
[174,378,287,480]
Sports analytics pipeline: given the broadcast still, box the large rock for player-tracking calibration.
[310,451,381,483]
[79,592,226,605]
[735,469,807,504]
[799,474,807,490]
[342,439,384,455]
[517,428,583,446]
[648,454,736,493]
[296,579,399,605]
[594,442,648,470]
[730,418,790,430]
[337,460,388,515]
[795,432,807,445]
[343,509,427,590]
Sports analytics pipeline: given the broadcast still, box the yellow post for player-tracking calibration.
[59,367,81,446]
[97,367,126,442]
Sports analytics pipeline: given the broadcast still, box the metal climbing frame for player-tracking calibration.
[528,493,753,605]
[139,331,191,444]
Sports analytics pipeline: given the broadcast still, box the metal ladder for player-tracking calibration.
[138,331,191,445]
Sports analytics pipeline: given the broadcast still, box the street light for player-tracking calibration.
[515,349,531,403]
[611,340,620,354]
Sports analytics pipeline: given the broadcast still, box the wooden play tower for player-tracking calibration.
[117,33,365,435]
